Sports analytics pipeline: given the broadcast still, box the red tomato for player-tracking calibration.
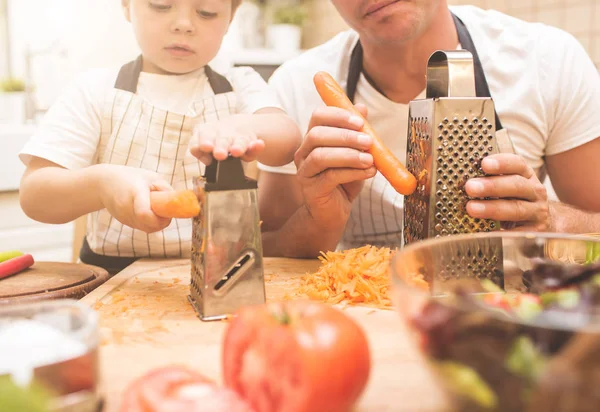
[222,301,371,412]
[120,366,254,412]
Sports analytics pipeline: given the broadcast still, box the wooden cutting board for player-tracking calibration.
[0,262,110,305]
[80,258,450,412]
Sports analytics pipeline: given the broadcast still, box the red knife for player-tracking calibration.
[0,254,35,280]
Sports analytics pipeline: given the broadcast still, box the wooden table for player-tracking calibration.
[80,258,449,411]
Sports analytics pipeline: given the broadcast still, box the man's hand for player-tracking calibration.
[260,103,377,258]
[294,104,376,233]
[464,153,551,231]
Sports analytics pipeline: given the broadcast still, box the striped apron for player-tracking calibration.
[79,56,237,274]
[339,12,505,251]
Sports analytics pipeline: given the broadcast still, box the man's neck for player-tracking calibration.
[361,5,459,104]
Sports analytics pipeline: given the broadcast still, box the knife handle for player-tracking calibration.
[0,254,35,280]
[0,250,24,263]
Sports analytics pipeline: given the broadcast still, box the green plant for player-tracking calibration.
[271,3,307,26]
[0,78,26,92]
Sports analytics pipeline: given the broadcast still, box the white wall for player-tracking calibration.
[0,1,9,79]
[5,0,252,108]
[1,1,141,262]
[7,0,140,108]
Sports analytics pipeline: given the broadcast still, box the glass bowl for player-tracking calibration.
[391,232,600,412]
[0,299,100,412]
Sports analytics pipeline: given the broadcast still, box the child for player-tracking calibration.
[18,0,302,274]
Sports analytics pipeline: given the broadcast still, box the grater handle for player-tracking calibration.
[426,50,476,99]
[204,155,257,192]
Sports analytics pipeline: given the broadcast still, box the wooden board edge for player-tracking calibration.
[79,258,190,306]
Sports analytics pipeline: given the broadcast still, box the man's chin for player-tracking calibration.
[366,24,423,45]
[362,11,425,44]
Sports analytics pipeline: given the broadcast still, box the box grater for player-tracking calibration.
[188,156,266,321]
[403,50,515,287]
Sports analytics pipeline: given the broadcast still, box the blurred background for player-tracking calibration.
[0,0,597,263]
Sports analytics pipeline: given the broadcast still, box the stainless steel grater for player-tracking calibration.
[188,156,266,321]
[403,50,513,287]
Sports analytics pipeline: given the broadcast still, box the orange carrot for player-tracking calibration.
[313,71,417,196]
[291,245,429,309]
[150,190,201,219]
[294,246,388,308]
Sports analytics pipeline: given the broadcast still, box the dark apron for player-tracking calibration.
[345,13,504,131]
[79,56,234,275]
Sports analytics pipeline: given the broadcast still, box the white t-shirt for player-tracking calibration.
[259,5,600,250]
[20,64,282,170]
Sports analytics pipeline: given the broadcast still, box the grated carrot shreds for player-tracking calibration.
[294,245,396,309]
[293,245,430,309]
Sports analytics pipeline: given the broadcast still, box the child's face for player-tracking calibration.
[123,0,233,74]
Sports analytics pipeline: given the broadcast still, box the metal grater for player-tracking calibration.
[188,156,266,321]
[428,236,505,294]
[403,50,514,287]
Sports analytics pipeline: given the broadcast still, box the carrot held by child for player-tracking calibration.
[313,71,417,196]
[150,190,202,219]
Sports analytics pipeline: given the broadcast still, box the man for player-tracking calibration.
[258,1,600,257]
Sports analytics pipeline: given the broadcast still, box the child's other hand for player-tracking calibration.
[97,165,173,233]
[190,121,265,165]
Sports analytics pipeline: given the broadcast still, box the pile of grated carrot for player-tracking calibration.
[291,245,429,309]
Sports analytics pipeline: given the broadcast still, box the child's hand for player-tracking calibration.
[97,165,174,233]
[190,121,266,165]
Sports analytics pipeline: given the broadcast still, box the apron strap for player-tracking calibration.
[114,55,143,93]
[205,65,234,94]
[451,13,504,131]
[346,43,363,107]
[114,55,234,95]
[346,12,504,131]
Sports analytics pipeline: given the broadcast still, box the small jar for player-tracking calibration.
[0,299,100,412]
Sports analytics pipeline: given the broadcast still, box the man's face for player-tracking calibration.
[330,0,442,45]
